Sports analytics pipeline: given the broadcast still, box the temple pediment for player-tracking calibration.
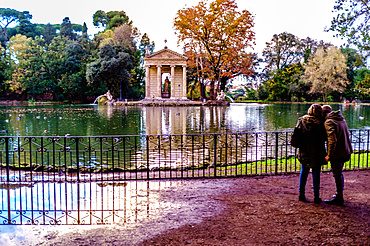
[144,47,188,62]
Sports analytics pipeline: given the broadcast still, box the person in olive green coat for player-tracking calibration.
[296,104,327,204]
[322,105,353,206]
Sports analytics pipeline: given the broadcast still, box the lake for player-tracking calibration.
[0,103,369,136]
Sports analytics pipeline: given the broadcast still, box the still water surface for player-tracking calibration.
[0,103,369,136]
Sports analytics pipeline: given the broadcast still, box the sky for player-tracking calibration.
[0,0,345,55]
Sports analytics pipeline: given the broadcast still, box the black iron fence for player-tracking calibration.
[0,130,369,183]
[0,130,369,225]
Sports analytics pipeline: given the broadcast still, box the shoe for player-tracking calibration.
[324,195,344,206]
[314,197,322,204]
[299,195,309,203]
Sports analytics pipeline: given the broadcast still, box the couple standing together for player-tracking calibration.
[296,104,353,206]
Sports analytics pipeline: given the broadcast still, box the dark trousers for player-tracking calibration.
[299,164,321,198]
[330,160,344,197]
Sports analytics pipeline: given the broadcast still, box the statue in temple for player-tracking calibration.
[163,76,170,93]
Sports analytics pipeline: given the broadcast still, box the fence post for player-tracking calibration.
[146,136,150,179]
[275,132,279,175]
[76,137,80,182]
[5,137,9,183]
[214,134,217,178]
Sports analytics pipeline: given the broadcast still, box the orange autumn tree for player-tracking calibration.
[174,0,256,99]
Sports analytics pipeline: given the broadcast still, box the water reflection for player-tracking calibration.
[0,181,182,225]
[0,103,369,136]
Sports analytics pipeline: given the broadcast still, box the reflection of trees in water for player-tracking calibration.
[1,104,369,136]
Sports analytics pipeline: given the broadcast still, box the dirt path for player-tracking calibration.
[140,170,370,246]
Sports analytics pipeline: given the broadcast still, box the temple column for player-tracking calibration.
[170,65,175,99]
[182,65,187,99]
[145,65,150,99]
[156,65,162,99]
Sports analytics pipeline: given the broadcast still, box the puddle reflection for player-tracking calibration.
[0,181,181,225]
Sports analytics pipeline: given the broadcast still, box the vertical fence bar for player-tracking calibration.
[235,134,238,177]
[213,134,217,178]
[358,130,361,169]
[158,135,161,180]
[367,130,369,169]
[191,135,195,178]
[224,134,228,177]
[146,136,149,180]
[111,137,115,181]
[285,133,288,173]
[5,137,9,183]
[275,132,279,175]
[245,133,248,176]
[123,136,126,180]
[76,137,80,182]
[41,137,44,181]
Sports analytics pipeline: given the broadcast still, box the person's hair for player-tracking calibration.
[322,105,332,116]
[308,104,323,119]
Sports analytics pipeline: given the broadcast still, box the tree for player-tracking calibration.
[0,8,22,41]
[60,17,75,40]
[129,33,156,99]
[113,24,139,52]
[82,22,88,37]
[301,46,349,102]
[340,47,365,100]
[354,68,370,99]
[0,44,11,92]
[264,63,304,101]
[86,42,133,99]
[328,0,370,55]
[60,40,91,100]
[42,24,57,44]
[5,34,32,94]
[262,33,332,78]
[263,32,303,72]
[15,11,40,38]
[138,33,155,60]
[174,0,256,99]
[21,37,68,100]
[93,10,132,30]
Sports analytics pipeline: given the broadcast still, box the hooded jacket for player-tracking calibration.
[297,115,327,168]
[325,110,353,161]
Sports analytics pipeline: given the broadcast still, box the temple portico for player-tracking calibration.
[143,47,188,100]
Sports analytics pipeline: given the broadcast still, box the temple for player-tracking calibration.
[143,46,188,100]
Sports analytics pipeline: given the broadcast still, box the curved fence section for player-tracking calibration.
[0,130,368,183]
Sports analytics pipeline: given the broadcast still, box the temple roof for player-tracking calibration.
[144,47,188,62]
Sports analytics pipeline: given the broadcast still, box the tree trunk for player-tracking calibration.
[209,81,215,100]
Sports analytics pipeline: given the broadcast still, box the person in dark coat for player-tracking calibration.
[296,104,327,204]
[322,105,353,206]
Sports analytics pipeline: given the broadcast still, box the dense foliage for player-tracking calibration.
[0,8,154,102]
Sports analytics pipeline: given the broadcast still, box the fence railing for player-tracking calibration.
[0,130,369,183]
[0,130,369,225]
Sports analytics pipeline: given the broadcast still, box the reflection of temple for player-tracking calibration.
[144,107,187,135]
[143,47,188,100]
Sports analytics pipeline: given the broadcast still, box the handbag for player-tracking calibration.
[290,120,306,148]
